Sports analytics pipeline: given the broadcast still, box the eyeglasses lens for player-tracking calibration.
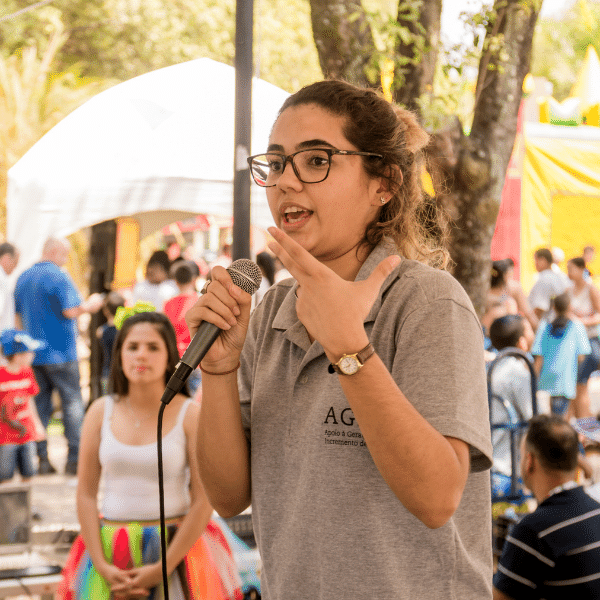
[250,149,331,186]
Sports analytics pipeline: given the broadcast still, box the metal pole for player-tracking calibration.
[232,0,254,261]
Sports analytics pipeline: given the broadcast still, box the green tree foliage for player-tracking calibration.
[0,26,108,234]
[1,0,321,91]
[0,0,322,235]
[531,0,600,100]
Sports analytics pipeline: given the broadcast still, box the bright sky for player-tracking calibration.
[441,0,576,44]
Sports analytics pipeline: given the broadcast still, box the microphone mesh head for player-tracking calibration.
[227,259,262,295]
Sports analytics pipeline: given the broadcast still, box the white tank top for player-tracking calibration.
[99,396,192,521]
[570,285,598,338]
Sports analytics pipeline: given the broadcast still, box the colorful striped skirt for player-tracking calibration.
[58,518,243,600]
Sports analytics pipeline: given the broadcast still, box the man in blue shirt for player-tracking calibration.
[14,238,103,475]
[493,414,600,599]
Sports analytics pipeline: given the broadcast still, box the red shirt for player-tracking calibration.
[163,293,199,357]
[0,366,44,444]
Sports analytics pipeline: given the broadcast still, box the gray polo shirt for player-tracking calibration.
[239,242,493,600]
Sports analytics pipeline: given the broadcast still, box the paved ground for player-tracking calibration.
[31,423,79,531]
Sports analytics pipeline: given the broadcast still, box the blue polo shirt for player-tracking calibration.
[494,485,600,598]
[14,261,82,365]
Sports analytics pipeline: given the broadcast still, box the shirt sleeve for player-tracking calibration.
[391,294,492,472]
[528,279,551,312]
[509,363,534,420]
[55,272,82,313]
[574,322,592,355]
[493,519,551,599]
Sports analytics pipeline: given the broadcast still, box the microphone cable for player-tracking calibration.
[155,258,262,600]
[157,393,170,600]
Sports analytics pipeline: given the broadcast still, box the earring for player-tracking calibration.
[380,197,386,204]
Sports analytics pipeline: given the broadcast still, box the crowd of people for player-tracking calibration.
[0,232,284,597]
[485,245,600,421]
[0,77,599,598]
[487,246,600,598]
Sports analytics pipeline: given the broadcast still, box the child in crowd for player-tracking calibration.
[488,315,535,480]
[531,292,591,416]
[96,291,126,394]
[164,262,201,396]
[0,329,46,483]
[132,250,178,310]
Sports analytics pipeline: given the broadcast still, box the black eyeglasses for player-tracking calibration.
[247,148,384,187]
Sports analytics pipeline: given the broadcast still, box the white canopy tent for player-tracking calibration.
[7,58,289,270]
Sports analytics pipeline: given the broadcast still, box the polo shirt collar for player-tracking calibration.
[271,239,401,353]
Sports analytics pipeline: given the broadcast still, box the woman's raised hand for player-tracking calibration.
[184,265,254,370]
[267,227,400,361]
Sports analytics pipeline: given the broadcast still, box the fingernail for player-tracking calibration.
[233,306,240,316]
[229,317,237,326]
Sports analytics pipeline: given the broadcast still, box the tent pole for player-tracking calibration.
[232,0,254,261]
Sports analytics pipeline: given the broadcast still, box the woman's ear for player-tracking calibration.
[370,165,402,206]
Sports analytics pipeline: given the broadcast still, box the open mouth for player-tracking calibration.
[283,206,313,224]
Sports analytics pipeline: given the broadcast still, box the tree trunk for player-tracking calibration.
[445,0,540,315]
[308,0,541,316]
[308,0,374,86]
[393,0,442,116]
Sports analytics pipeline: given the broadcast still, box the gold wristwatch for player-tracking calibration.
[329,343,375,375]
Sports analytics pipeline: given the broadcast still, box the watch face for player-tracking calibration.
[339,355,360,375]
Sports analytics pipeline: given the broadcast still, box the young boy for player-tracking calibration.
[96,291,125,393]
[0,329,46,483]
[531,292,590,417]
[163,261,201,395]
[488,315,535,489]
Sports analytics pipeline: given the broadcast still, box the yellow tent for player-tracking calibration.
[520,124,600,292]
[494,46,600,291]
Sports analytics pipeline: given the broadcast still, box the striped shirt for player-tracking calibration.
[493,486,600,599]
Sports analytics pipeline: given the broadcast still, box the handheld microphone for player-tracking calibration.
[161,258,262,404]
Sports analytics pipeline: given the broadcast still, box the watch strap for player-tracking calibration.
[328,343,375,374]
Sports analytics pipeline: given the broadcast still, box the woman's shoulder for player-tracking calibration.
[167,394,198,420]
[82,395,111,434]
[393,259,474,310]
[177,395,199,437]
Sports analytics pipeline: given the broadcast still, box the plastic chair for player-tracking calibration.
[487,348,538,503]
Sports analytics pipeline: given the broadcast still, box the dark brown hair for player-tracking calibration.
[104,291,126,317]
[490,259,511,289]
[525,414,579,472]
[534,248,553,264]
[0,243,17,258]
[568,256,586,270]
[108,312,188,397]
[489,314,525,350]
[277,80,449,268]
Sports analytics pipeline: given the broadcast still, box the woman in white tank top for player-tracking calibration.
[58,311,242,600]
[567,257,600,419]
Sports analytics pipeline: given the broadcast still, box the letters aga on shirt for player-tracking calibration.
[238,242,494,600]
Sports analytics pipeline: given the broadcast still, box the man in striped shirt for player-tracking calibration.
[493,414,600,599]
